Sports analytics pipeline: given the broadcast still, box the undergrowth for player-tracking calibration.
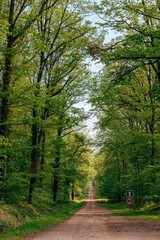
[0,200,85,240]
[99,199,160,221]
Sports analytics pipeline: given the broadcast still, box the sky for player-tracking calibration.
[77,1,117,139]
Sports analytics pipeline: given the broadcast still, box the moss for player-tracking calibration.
[0,204,21,231]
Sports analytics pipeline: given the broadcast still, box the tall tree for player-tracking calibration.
[89,58,160,203]
[0,0,59,197]
[27,0,95,203]
[88,0,160,203]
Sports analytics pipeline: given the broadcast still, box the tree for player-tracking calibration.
[0,0,99,204]
[0,0,59,198]
[89,58,160,203]
[27,0,95,203]
[58,132,91,202]
[88,0,160,204]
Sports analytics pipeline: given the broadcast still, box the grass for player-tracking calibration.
[99,199,160,221]
[0,201,85,240]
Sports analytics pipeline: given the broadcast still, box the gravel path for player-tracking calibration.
[26,185,160,240]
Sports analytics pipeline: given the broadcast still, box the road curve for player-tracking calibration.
[26,184,160,240]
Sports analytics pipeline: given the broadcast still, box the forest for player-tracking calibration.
[92,0,160,205]
[0,0,160,234]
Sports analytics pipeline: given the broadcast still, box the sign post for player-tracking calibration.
[126,190,134,206]
[126,190,133,197]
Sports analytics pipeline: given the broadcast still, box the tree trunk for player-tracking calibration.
[117,157,122,202]
[28,175,37,204]
[28,106,40,204]
[52,150,60,205]
[147,66,156,166]
[137,158,143,204]
[51,126,62,205]
[40,130,46,186]
[0,0,15,197]
[52,169,59,205]
[121,151,127,185]
[71,184,75,200]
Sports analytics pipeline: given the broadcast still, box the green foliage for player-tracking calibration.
[0,0,97,206]
[0,200,85,240]
[90,0,160,206]
[99,200,160,221]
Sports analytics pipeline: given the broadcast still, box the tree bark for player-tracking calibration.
[28,106,40,204]
[52,154,60,205]
[0,0,15,196]
[51,125,62,205]
[147,66,156,166]
[71,184,75,200]
[40,130,46,186]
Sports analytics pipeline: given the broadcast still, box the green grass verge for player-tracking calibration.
[99,200,160,221]
[0,201,85,240]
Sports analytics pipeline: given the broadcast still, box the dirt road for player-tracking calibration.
[26,185,160,240]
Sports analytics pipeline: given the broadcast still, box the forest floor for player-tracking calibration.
[25,186,160,240]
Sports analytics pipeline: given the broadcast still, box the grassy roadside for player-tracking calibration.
[0,201,85,240]
[99,200,160,221]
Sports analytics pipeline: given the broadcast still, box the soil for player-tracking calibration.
[25,185,160,240]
